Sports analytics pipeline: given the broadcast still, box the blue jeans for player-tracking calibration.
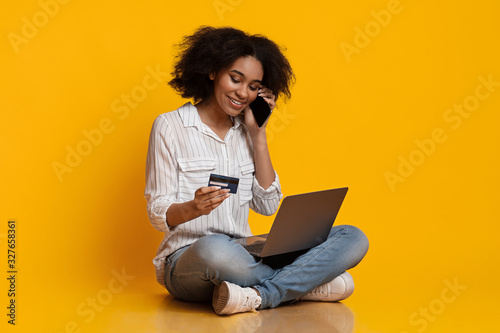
[164,225,369,309]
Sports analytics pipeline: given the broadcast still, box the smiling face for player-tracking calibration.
[209,56,264,118]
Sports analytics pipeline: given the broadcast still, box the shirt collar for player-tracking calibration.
[177,102,202,130]
[177,101,244,131]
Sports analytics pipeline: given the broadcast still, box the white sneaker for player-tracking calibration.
[299,272,355,302]
[213,281,262,315]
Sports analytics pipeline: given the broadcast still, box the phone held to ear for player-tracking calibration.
[249,96,272,127]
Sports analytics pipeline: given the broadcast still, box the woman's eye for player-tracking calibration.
[249,86,258,91]
[230,77,239,83]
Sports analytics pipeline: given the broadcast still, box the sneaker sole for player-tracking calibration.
[213,281,232,315]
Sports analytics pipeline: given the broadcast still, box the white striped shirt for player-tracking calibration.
[144,102,283,287]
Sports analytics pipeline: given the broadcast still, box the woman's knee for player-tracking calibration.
[331,225,369,264]
[347,225,369,250]
[186,234,269,286]
[187,234,233,262]
[188,234,247,271]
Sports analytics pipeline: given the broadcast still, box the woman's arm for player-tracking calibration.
[250,133,275,190]
[245,86,277,190]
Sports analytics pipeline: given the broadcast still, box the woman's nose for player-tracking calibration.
[235,87,248,99]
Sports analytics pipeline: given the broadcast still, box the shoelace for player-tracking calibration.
[309,284,328,296]
[238,291,261,312]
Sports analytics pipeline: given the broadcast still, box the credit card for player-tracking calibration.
[208,174,239,194]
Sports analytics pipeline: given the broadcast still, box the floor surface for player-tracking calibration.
[39,273,494,333]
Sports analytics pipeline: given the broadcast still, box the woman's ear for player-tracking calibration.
[209,73,215,80]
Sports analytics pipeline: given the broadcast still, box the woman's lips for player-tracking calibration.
[227,96,245,108]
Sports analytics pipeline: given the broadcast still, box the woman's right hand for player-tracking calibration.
[166,186,230,227]
[192,186,231,215]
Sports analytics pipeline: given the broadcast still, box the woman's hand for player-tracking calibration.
[257,85,276,112]
[166,186,230,227]
[192,186,231,215]
[243,86,277,190]
[244,85,276,136]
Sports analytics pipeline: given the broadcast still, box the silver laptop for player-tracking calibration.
[235,187,348,258]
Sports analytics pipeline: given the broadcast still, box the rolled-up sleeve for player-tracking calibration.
[144,115,178,233]
[250,171,283,216]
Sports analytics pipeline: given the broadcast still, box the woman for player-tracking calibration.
[144,26,369,315]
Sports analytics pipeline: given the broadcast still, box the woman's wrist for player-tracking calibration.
[250,130,268,148]
[166,200,202,227]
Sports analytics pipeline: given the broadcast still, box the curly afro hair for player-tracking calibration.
[169,26,295,103]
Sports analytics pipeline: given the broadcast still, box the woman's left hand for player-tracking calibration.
[257,86,276,112]
[244,86,276,189]
[244,85,275,133]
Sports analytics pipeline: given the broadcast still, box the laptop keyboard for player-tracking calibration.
[243,241,266,254]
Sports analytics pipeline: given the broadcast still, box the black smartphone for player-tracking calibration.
[249,96,272,127]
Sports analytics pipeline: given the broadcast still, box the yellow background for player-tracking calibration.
[1,0,499,332]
